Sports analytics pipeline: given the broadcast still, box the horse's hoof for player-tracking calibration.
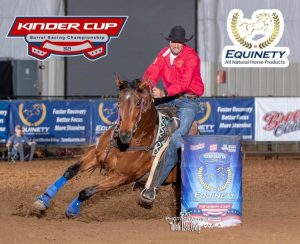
[30,206,45,218]
[65,207,80,218]
[32,199,47,211]
[65,211,79,219]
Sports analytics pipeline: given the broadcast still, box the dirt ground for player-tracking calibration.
[0,157,299,244]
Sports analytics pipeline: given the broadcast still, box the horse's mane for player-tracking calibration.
[119,78,143,91]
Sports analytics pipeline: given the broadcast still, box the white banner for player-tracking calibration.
[255,98,300,141]
[198,0,300,63]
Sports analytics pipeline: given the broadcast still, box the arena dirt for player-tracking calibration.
[0,158,299,243]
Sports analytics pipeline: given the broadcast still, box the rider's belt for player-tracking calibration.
[182,94,199,99]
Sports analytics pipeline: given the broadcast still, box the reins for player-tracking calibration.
[97,80,170,161]
[109,122,170,152]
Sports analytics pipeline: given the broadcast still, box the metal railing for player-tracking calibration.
[242,141,300,158]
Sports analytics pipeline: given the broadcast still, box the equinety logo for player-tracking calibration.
[222,9,290,67]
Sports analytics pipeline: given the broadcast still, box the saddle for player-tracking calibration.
[156,105,180,133]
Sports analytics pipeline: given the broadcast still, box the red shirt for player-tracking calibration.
[143,45,204,96]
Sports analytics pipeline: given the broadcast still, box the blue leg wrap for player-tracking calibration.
[37,176,67,208]
[66,198,82,217]
[45,176,67,198]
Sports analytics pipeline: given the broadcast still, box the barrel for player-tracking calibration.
[181,135,242,228]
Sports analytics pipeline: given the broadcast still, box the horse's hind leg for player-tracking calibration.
[65,173,127,217]
[33,146,99,211]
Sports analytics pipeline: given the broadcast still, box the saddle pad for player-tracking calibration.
[152,111,170,157]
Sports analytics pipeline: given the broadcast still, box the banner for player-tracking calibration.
[214,98,254,140]
[181,135,242,228]
[6,97,300,145]
[195,98,215,135]
[10,100,91,145]
[0,101,10,143]
[195,98,254,140]
[255,97,300,141]
[90,99,118,142]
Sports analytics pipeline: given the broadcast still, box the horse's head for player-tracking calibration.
[256,13,272,24]
[115,75,153,144]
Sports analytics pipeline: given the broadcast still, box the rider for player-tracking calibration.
[141,25,204,205]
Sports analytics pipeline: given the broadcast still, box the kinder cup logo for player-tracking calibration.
[7,16,127,60]
[19,103,47,126]
[222,9,289,67]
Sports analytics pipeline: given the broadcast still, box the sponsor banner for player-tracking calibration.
[222,9,289,68]
[195,98,215,135]
[7,16,127,60]
[10,100,91,144]
[91,99,118,142]
[195,98,254,140]
[0,102,10,143]
[255,97,300,141]
[181,135,242,228]
[2,98,255,144]
[214,98,254,140]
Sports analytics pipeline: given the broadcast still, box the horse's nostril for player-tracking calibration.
[119,132,132,144]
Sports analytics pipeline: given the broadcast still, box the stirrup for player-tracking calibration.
[139,187,157,208]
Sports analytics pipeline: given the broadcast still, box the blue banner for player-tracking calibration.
[10,100,91,145]
[90,99,118,142]
[0,101,10,143]
[195,98,254,140]
[214,98,254,140]
[195,98,215,135]
[181,135,242,228]
[2,98,254,145]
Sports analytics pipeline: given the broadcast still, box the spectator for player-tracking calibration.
[6,125,36,162]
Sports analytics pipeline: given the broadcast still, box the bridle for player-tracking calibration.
[115,86,153,136]
[97,81,170,165]
[108,86,167,152]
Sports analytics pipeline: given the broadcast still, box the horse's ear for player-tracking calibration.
[138,78,151,90]
[114,74,123,88]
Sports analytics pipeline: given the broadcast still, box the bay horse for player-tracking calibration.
[33,76,176,217]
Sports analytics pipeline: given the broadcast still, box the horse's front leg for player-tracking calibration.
[33,147,99,211]
[66,173,128,217]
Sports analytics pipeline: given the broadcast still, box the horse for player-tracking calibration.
[239,13,272,39]
[33,76,178,217]
[23,104,43,120]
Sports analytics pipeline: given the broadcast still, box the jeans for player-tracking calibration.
[155,97,198,187]
[13,142,36,161]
